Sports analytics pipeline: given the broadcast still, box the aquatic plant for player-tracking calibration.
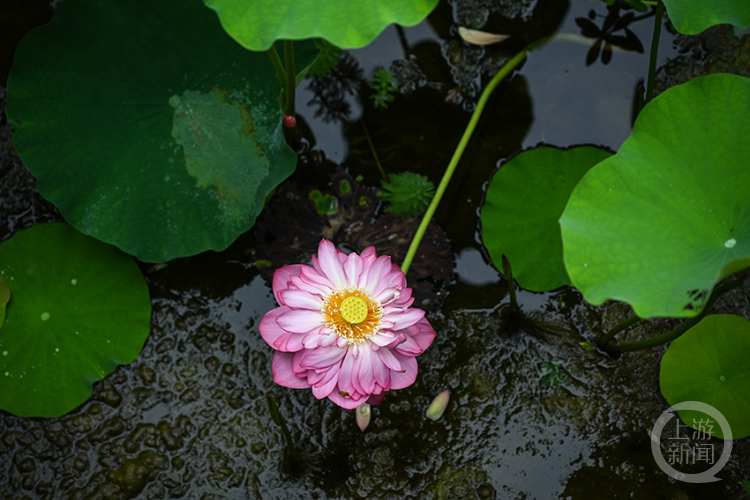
[258,239,435,409]
[369,68,399,110]
[379,171,436,218]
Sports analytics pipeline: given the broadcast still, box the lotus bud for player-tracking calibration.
[426,389,450,421]
[356,403,371,432]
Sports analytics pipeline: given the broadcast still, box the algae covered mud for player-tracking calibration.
[2,0,750,498]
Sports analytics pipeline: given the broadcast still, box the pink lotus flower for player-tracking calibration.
[259,239,436,409]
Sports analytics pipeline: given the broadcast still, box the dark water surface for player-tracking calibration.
[1,0,749,498]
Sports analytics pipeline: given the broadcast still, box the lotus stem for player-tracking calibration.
[268,45,286,92]
[596,313,641,348]
[610,278,743,352]
[644,0,664,105]
[400,36,554,275]
[284,40,296,117]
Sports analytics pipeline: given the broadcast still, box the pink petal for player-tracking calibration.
[314,239,347,289]
[362,255,393,293]
[327,390,367,409]
[275,330,307,352]
[412,317,436,352]
[389,355,418,390]
[394,288,415,308]
[298,345,347,369]
[311,372,339,399]
[395,335,423,356]
[343,252,364,288]
[337,350,356,395]
[350,352,366,396]
[279,289,324,310]
[272,353,310,389]
[386,308,425,331]
[277,309,323,334]
[370,330,400,348]
[377,347,403,372]
[360,246,377,259]
[298,264,335,294]
[259,307,289,348]
[370,349,390,389]
[357,346,376,394]
[372,269,406,299]
[318,333,338,347]
[273,265,302,305]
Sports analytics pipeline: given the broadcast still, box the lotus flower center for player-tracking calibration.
[323,289,383,343]
[340,296,368,324]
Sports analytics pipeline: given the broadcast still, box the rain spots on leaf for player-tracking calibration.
[41,312,50,321]
[170,87,269,225]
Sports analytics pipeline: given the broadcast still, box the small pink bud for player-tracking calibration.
[282,115,296,128]
[426,389,450,421]
[356,403,371,432]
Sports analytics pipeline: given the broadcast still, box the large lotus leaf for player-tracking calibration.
[204,0,439,51]
[662,0,750,35]
[660,314,750,439]
[7,0,317,263]
[0,223,151,417]
[560,74,750,318]
[481,146,612,292]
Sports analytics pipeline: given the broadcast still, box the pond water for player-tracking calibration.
[1,0,749,499]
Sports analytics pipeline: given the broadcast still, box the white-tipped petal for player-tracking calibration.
[458,26,510,45]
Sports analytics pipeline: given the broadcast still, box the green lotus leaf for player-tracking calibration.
[0,223,151,418]
[662,0,750,35]
[7,0,317,262]
[660,314,750,439]
[560,74,750,318]
[481,146,612,291]
[204,0,439,51]
[0,277,9,329]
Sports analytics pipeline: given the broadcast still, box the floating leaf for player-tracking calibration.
[560,74,750,318]
[481,146,612,291]
[308,190,339,215]
[660,314,750,439]
[0,223,151,417]
[204,0,439,51]
[458,27,509,45]
[7,0,317,262]
[662,0,750,35]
